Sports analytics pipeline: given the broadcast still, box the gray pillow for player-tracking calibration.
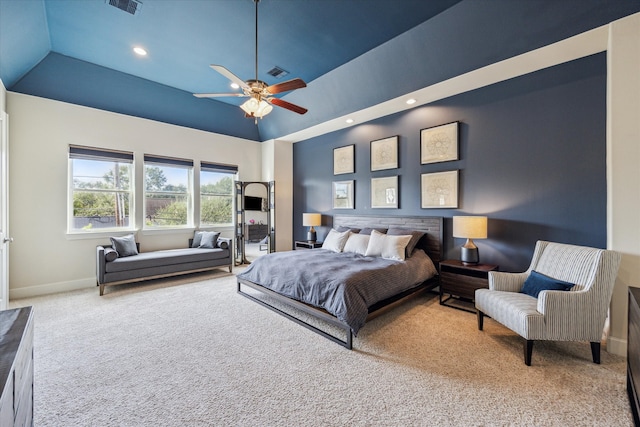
[217,239,229,249]
[109,234,138,257]
[387,227,425,257]
[359,227,387,235]
[198,231,220,249]
[192,231,204,248]
[335,226,360,234]
[104,247,118,262]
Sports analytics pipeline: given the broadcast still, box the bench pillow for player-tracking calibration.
[110,234,138,257]
[104,247,118,262]
[198,231,220,249]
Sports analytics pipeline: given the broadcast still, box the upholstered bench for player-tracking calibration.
[96,236,232,295]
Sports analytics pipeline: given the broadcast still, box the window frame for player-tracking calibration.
[67,145,135,234]
[143,155,194,229]
[199,162,238,228]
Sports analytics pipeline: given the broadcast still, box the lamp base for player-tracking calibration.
[307,230,317,243]
[460,246,479,265]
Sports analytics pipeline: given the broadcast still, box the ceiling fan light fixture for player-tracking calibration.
[240,97,260,114]
[255,100,273,118]
[240,97,272,118]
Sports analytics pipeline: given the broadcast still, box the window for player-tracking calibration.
[200,162,237,227]
[69,146,134,232]
[144,155,193,228]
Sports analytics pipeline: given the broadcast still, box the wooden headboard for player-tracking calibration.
[333,214,444,267]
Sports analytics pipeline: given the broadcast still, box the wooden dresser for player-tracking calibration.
[0,306,34,427]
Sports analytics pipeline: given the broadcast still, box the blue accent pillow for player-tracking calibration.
[521,270,574,298]
[109,234,138,257]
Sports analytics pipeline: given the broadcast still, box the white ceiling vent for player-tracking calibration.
[106,0,142,16]
[267,66,289,79]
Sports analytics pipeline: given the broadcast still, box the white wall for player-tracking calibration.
[607,13,640,355]
[7,93,262,298]
[262,139,293,251]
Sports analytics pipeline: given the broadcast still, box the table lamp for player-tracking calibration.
[302,213,322,243]
[453,216,487,265]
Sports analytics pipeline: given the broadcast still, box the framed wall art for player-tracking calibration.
[421,170,458,208]
[333,145,355,175]
[370,136,398,171]
[371,176,398,209]
[421,121,458,164]
[332,180,354,209]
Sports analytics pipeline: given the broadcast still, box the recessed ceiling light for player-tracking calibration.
[346,118,354,124]
[406,98,417,105]
[133,46,147,56]
[230,83,240,89]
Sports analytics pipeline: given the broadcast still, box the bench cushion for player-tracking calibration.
[105,248,230,273]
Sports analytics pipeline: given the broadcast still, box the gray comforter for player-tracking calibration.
[236,249,437,334]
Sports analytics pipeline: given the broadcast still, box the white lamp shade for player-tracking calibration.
[240,97,273,118]
[453,216,487,239]
[302,213,322,227]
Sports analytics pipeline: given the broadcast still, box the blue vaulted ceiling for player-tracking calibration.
[1,0,639,142]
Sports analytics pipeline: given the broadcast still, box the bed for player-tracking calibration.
[236,215,443,349]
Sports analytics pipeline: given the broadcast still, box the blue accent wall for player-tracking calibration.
[293,53,606,272]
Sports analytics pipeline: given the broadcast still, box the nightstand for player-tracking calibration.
[439,259,498,312]
[294,241,323,250]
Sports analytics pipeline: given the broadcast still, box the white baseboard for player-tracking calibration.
[607,336,627,357]
[9,277,95,300]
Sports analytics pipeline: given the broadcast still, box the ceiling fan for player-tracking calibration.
[193,0,308,121]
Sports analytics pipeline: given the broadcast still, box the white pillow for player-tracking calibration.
[364,230,412,261]
[322,229,351,253]
[343,233,370,255]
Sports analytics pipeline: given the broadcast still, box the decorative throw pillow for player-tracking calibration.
[192,231,204,248]
[336,226,360,234]
[104,247,118,262]
[109,234,138,257]
[387,227,425,258]
[520,270,574,298]
[321,229,351,253]
[343,233,370,256]
[217,239,229,249]
[364,230,412,261]
[198,231,220,249]
[359,227,387,235]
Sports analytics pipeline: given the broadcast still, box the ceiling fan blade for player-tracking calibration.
[270,98,308,115]
[266,78,307,95]
[193,93,248,98]
[210,64,249,89]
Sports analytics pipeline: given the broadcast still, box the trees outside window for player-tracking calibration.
[144,156,193,228]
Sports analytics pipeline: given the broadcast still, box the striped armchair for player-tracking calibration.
[475,241,621,366]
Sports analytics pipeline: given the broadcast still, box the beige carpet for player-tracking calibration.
[10,269,634,426]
